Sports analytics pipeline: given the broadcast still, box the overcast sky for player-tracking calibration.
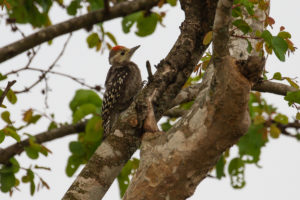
[0,1,300,200]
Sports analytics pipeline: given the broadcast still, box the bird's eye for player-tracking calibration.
[120,51,125,56]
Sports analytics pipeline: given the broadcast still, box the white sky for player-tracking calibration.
[0,1,299,200]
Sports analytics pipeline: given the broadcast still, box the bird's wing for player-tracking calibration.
[101,66,129,137]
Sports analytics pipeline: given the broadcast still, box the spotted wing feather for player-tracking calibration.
[102,67,129,137]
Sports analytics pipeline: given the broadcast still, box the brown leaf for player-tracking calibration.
[23,109,33,123]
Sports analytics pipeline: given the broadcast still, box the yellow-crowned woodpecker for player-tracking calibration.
[101,45,142,138]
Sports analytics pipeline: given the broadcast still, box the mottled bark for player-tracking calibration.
[0,0,160,63]
[122,0,267,199]
[62,0,219,199]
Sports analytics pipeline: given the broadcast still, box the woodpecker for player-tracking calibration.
[101,45,142,138]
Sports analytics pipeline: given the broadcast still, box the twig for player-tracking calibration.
[5,66,100,92]
[230,34,260,40]
[0,80,16,107]
[14,34,72,94]
[253,80,297,96]
[281,129,298,139]
[146,60,153,82]
[44,77,50,108]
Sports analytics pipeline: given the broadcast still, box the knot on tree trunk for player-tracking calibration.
[236,56,266,84]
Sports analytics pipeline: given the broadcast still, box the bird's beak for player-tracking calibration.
[129,45,140,56]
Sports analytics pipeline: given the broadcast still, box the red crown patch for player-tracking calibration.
[111,45,125,51]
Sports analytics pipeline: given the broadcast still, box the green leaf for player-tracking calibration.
[117,158,140,197]
[228,158,245,189]
[85,115,103,142]
[30,179,35,195]
[238,124,266,163]
[0,173,16,192]
[6,89,17,104]
[232,19,252,34]
[29,115,42,124]
[86,32,100,48]
[122,11,143,34]
[72,104,98,123]
[136,13,159,37]
[277,31,291,39]
[9,158,20,173]
[270,123,280,138]
[167,0,177,6]
[0,130,4,143]
[24,146,39,159]
[22,176,30,183]
[3,127,20,142]
[66,155,83,177]
[0,73,7,81]
[69,141,85,156]
[70,89,102,113]
[240,0,254,15]
[232,7,242,17]
[0,158,20,174]
[160,120,172,132]
[27,169,35,181]
[274,113,289,125]
[246,39,252,53]
[271,36,288,61]
[105,32,118,46]
[272,72,282,80]
[1,111,12,124]
[260,30,272,45]
[296,112,300,120]
[48,121,58,130]
[87,0,104,11]
[284,91,300,106]
[216,155,226,179]
[67,0,81,15]
[285,77,299,89]
[179,101,194,110]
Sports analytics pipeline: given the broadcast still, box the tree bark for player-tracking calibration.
[122,0,267,199]
[62,0,219,199]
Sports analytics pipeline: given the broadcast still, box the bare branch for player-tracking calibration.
[170,80,297,111]
[0,0,160,63]
[14,34,72,94]
[5,67,101,91]
[253,80,298,96]
[0,121,86,165]
[146,60,153,82]
[0,80,16,107]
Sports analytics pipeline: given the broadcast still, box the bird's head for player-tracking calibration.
[109,45,140,65]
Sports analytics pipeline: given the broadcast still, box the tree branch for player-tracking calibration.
[62,0,219,199]
[0,121,86,165]
[123,0,264,199]
[253,80,297,96]
[0,0,160,63]
[14,34,72,94]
